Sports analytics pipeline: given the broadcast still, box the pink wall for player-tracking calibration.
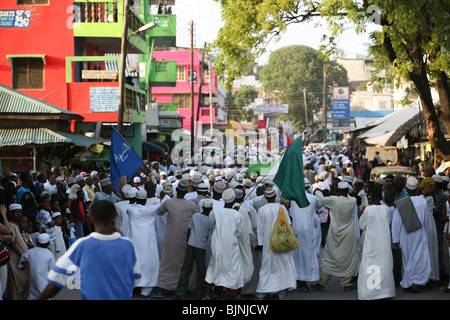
[151,49,217,131]
[0,0,74,109]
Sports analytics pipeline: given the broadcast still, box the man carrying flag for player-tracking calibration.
[110,128,145,193]
[273,136,310,209]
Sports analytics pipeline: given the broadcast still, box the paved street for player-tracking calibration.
[52,276,450,301]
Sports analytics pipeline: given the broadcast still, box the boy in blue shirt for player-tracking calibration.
[37,200,141,300]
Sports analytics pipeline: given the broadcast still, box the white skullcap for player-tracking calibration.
[51,211,61,219]
[133,176,141,184]
[9,203,22,211]
[406,177,418,190]
[338,182,349,190]
[38,233,50,244]
[136,188,147,200]
[342,176,353,184]
[202,198,214,209]
[160,171,168,177]
[235,173,244,182]
[375,178,386,185]
[432,174,443,183]
[304,178,310,187]
[222,188,236,203]
[264,187,276,198]
[318,171,326,181]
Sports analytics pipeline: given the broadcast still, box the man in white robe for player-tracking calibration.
[127,188,161,297]
[203,188,247,300]
[290,179,323,291]
[313,182,360,292]
[115,184,135,238]
[255,188,297,300]
[357,185,395,300]
[391,176,431,293]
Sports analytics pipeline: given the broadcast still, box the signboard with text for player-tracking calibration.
[90,87,119,112]
[0,10,31,28]
[331,100,350,119]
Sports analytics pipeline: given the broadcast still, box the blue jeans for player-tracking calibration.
[75,221,84,239]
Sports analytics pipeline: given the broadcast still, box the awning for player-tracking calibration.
[6,54,46,67]
[0,128,103,148]
[142,141,165,154]
[152,140,169,152]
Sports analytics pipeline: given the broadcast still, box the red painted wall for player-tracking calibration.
[0,0,74,109]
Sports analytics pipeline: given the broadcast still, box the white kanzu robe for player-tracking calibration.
[357,204,395,300]
[391,195,431,288]
[115,200,131,237]
[256,203,296,293]
[127,203,160,288]
[205,207,245,289]
[289,192,323,282]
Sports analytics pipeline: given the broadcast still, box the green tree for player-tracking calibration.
[212,0,450,159]
[226,86,257,122]
[259,45,350,129]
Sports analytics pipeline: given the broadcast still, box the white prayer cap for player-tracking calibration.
[213,181,227,194]
[406,177,418,190]
[304,178,310,187]
[264,187,276,198]
[202,198,213,209]
[121,184,133,198]
[432,174,443,183]
[192,173,203,186]
[197,183,209,192]
[133,176,141,184]
[342,176,353,184]
[442,176,450,183]
[163,185,173,197]
[222,188,236,203]
[136,188,147,200]
[338,182,349,190]
[375,178,386,185]
[235,173,244,182]
[91,171,98,177]
[51,211,61,219]
[160,171,168,177]
[38,233,50,244]
[224,172,234,180]
[100,178,112,187]
[9,203,22,211]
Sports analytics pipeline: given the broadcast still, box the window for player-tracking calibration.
[176,65,185,82]
[172,94,190,109]
[12,58,44,90]
[17,0,49,4]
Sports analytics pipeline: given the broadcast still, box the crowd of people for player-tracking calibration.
[0,143,450,300]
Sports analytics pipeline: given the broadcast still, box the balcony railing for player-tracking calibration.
[73,1,146,43]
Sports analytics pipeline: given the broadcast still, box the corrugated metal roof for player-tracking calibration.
[0,128,103,147]
[0,83,82,118]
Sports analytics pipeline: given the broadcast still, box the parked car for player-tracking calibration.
[370,166,417,181]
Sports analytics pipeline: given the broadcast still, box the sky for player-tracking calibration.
[164,0,378,66]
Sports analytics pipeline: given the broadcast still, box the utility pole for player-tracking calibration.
[117,0,130,135]
[303,88,308,131]
[322,69,327,143]
[190,20,194,163]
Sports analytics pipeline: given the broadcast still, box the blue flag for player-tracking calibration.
[110,128,145,192]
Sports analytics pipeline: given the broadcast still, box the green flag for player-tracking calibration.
[273,136,310,208]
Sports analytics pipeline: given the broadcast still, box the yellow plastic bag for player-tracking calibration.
[270,205,299,252]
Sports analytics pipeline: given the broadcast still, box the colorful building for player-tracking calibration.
[151,48,219,144]
[0,0,178,160]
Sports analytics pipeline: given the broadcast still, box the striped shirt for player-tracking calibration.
[47,232,141,300]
